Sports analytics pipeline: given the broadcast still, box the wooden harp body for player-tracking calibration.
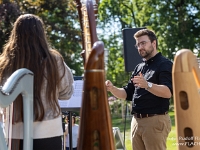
[0,68,34,150]
[74,0,115,149]
[172,49,200,149]
[78,41,115,150]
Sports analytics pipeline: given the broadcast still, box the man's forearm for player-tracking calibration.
[147,83,172,98]
[109,86,127,100]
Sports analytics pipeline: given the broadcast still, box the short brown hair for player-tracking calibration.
[134,29,158,49]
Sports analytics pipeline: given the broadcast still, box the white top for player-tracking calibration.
[11,117,63,139]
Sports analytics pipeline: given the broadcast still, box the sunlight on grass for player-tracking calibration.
[167,111,177,150]
[167,126,177,150]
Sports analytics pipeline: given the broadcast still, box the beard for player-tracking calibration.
[139,45,154,60]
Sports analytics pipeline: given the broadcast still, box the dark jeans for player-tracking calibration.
[66,147,77,150]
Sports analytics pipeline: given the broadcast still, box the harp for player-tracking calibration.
[172,49,200,150]
[74,0,115,149]
[74,0,98,67]
[0,68,33,150]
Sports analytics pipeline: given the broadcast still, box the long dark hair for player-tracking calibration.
[0,14,65,121]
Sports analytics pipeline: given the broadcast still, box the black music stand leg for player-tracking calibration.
[68,111,73,150]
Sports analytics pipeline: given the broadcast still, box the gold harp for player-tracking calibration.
[74,0,98,67]
[74,0,115,149]
[172,49,200,150]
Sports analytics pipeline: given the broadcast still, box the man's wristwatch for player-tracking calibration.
[146,82,153,90]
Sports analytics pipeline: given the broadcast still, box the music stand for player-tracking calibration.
[59,76,83,150]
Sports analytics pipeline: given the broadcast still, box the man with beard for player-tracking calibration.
[105,29,173,150]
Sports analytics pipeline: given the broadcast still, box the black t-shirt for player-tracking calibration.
[123,52,173,114]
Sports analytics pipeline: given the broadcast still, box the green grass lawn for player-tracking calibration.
[112,111,177,150]
[167,111,177,150]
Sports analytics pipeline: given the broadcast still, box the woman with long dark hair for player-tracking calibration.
[0,14,74,150]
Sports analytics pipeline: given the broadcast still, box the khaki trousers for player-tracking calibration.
[131,114,171,150]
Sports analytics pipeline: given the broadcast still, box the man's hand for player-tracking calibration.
[105,80,114,91]
[105,80,127,100]
[132,72,148,89]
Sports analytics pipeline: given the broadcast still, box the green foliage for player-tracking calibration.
[133,0,200,59]
[96,0,200,91]
[99,0,200,62]
[100,33,130,89]
[99,0,135,28]
[0,1,20,51]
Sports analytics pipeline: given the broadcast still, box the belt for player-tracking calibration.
[133,112,168,119]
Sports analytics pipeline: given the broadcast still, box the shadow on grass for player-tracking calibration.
[111,115,132,132]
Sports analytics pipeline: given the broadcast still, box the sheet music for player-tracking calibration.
[59,80,83,108]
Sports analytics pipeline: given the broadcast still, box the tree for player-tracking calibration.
[97,0,135,87]
[96,0,200,105]
[98,0,200,61]
[133,0,200,58]
[0,1,20,51]
[100,33,130,88]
